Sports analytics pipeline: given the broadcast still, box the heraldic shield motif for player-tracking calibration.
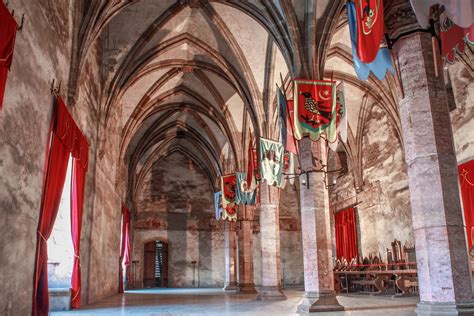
[221,174,238,221]
[293,79,337,142]
[259,138,284,188]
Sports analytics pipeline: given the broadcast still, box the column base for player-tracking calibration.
[224,282,239,291]
[256,286,287,301]
[238,283,258,294]
[416,301,474,316]
[297,292,344,313]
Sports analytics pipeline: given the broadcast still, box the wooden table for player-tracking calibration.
[334,269,417,294]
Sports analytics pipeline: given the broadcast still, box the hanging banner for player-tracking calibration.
[293,79,337,142]
[259,138,284,187]
[235,172,257,205]
[214,191,223,220]
[354,0,384,63]
[246,140,259,189]
[286,100,299,154]
[440,12,474,66]
[221,174,238,221]
[0,1,18,110]
[329,82,348,151]
[277,87,288,149]
[347,1,394,81]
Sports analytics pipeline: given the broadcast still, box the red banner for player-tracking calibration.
[293,79,337,142]
[441,13,474,65]
[286,100,298,154]
[0,1,18,110]
[355,0,384,63]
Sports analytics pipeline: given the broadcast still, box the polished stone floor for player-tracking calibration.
[52,288,419,315]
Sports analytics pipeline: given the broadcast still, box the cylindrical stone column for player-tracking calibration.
[297,138,343,313]
[238,205,257,293]
[224,221,238,290]
[257,185,287,300]
[385,1,474,314]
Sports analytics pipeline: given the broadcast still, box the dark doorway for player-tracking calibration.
[144,240,168,288]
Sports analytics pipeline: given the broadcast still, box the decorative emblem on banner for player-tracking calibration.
[235,172,257,205]
[293,79,337,142]
[221,174,238,221]
[329,82,348,151]
[214,191,223,220]
[259,138,284,187]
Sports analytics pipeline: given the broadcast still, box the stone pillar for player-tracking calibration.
[238,205,257,293]
[385,1,474,314]
[297,138,343,313]
[257,185,286,300]
[224,221,238,290]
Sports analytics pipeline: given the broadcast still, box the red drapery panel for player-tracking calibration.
[70,157,86,308]
[0,2,17,110]
[119,205,131,293]
[32,96,88,316]
[459,160,474,250]
[335,207,359,262]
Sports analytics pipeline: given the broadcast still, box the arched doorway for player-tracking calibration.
[143,240,169,288]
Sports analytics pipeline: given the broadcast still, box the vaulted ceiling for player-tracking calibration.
[69,0,406,205]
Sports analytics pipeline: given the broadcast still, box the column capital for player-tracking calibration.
[384,0,421,39]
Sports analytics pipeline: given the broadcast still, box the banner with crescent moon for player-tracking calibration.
[293,79,337,142]
[329,82,348,151]
[221,174,238,221]
[259,138,284,187]
[235,172,257,205]
[214,191,223,220]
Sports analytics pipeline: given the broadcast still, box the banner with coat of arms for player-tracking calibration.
[329,82,348,151]
[221,174,238,221]
[259,138,284,187]
[293,79,337,142]
[235,172,257,205]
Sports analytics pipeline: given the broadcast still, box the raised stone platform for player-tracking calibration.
[49,288,71,311]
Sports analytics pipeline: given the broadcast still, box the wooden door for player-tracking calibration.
[143,241,156,287]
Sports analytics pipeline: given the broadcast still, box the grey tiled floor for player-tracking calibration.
[52,288,419,315]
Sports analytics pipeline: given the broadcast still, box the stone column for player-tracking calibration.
[297,138,343,313]
[224,221,238,290]
[238,205,257,293]
[385,1,474,314]
[257,185,286,300]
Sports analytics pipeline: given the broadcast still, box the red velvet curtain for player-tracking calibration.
[119,205,131,293]
[335,207,359,262]
[0,1,17,110]
[70,157,86,308]
[32,96,88,316]
[459,160,474,250]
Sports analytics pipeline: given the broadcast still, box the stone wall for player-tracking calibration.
[449,61,474,163]
[329,104,413,260]
[132,152,225,288]
[0,0,123,313]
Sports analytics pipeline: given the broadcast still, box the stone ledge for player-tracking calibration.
[416,301,474,316]
[49,287,71,311]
